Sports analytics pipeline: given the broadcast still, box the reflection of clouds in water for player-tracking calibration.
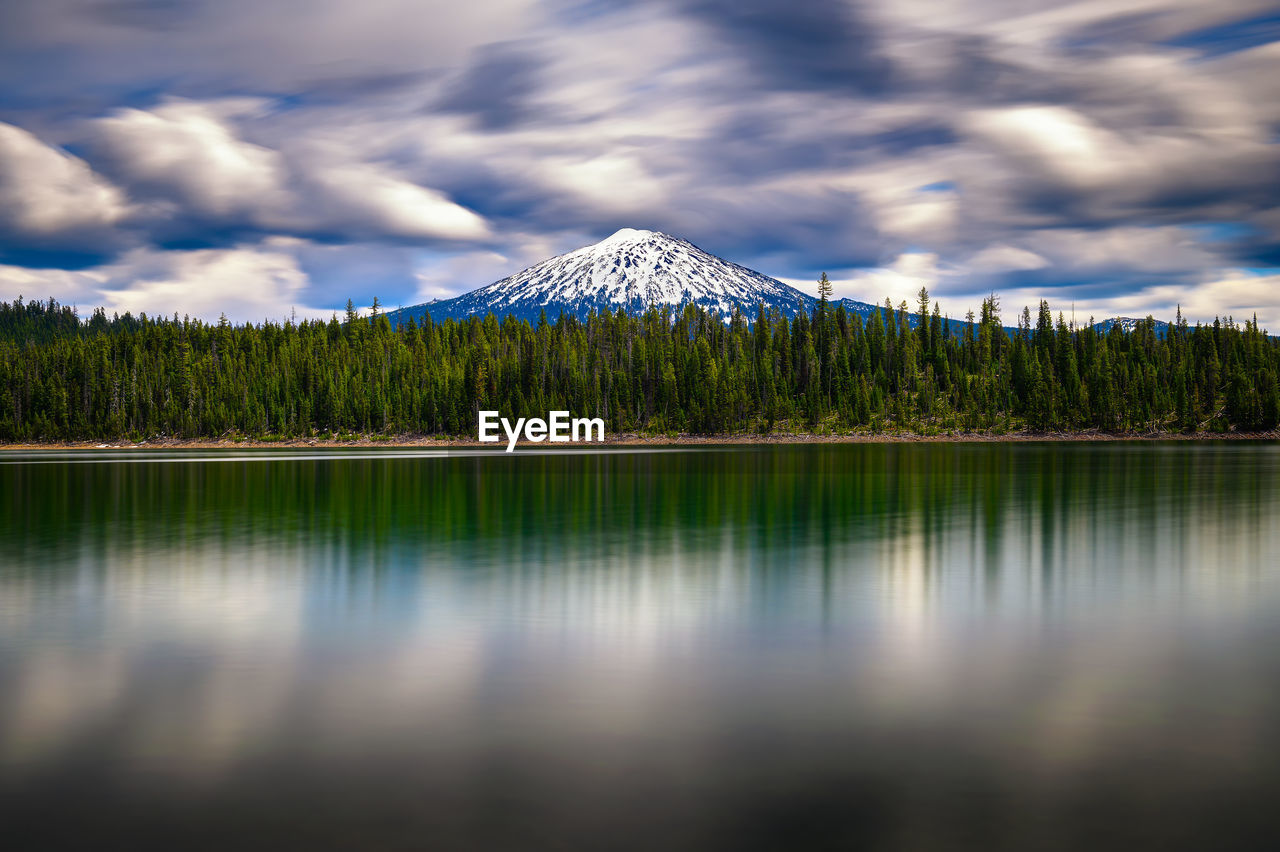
[4,540,1276,788]
[1,552,308,779]
[0,557,492,781]
[3,647,129,768]
[1,446,1279,815]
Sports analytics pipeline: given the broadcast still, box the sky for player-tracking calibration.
[0,0,1278,327]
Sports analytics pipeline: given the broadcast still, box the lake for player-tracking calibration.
[2,443,1280,850]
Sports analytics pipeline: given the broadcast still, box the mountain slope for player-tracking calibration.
[386,228,815,325]
[384,227,1182,338]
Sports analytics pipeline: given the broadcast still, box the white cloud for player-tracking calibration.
[1119,270,1280,331]
[1,0,1278,328]
[92,100,490,243]
[405,229,590,304]
[100,243,317,323]
[966,107,1117,187]
[0,263,106,307]
[786,252,944,308]
[0,241,326,324]
[962,104,1277,222]
[536,153,668,217]
[0,122,127,238]
[968,244,1050,272]
[94,100,289,220]
[1021,226,1218,275]
[303,162,491,241]
[411,250,514,303]
[784,226,1276,330]
[874,184,959,242]
[962,268,1280,332]
[856,227,1280,328]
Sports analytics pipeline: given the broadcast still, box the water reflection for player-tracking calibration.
[2,443,1279,849]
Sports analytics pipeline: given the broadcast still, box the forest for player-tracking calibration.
[1,290,1278,442]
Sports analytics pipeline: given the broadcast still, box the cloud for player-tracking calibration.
[410,249,524,304]
[961,97,1280,225]
[968,244,1050,273]
[0,0,1277,325]
[0,122,128,260]
[300,161,491,241]
[969,268,1280,333]
[0,263,106,307]
[786,252,943,309]
[1169,269,1280,329]
[94,100,288,221]
[535,153,669,218]
[792,224,1280,328]
[0,0,537,103]
[98,242,319,323]
[674,0,894,95]
[89,100,489,245]
[0,240,326,324]
[1018,226,1220,279]
[290,242,421,308]
[435,42,545,130]
[907,226,1229,308]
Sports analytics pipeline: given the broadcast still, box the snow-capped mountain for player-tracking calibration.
[386,228,816,325]
[1092,316,1171,337]
[381,228,1183,337]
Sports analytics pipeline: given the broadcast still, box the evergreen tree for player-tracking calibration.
[0,295,1275,442]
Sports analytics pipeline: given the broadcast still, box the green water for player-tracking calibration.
[2,443,1280,850]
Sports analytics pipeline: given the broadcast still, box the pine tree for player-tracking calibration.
[0,294,1275,442]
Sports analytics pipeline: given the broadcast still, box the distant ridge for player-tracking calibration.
[1091,316,1172,337]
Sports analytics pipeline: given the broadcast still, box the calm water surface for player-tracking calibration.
[2,443,1280,850]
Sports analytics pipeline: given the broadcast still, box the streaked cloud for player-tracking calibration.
[0,0,1276,326]
[94,100,289,222]
[0,122,128,263]
[0,241,325,324]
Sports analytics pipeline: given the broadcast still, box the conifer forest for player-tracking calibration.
[1,291,1277,442]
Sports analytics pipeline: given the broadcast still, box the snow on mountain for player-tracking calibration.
[386,228,816,325]
[382,228,1183,338]
[1092,316,1171,336]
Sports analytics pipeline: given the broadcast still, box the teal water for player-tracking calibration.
[2,443,1280,850]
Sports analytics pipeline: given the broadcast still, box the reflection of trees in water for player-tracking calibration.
[2,445,1277,619]
[3,446,1280,852]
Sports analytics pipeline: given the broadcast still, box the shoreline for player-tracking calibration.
[2,429,1277,450]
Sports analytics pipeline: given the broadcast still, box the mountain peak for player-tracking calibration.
[388,228,814,324]
[598,227,660,245]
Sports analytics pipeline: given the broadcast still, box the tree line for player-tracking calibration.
[1,289,1277,442]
